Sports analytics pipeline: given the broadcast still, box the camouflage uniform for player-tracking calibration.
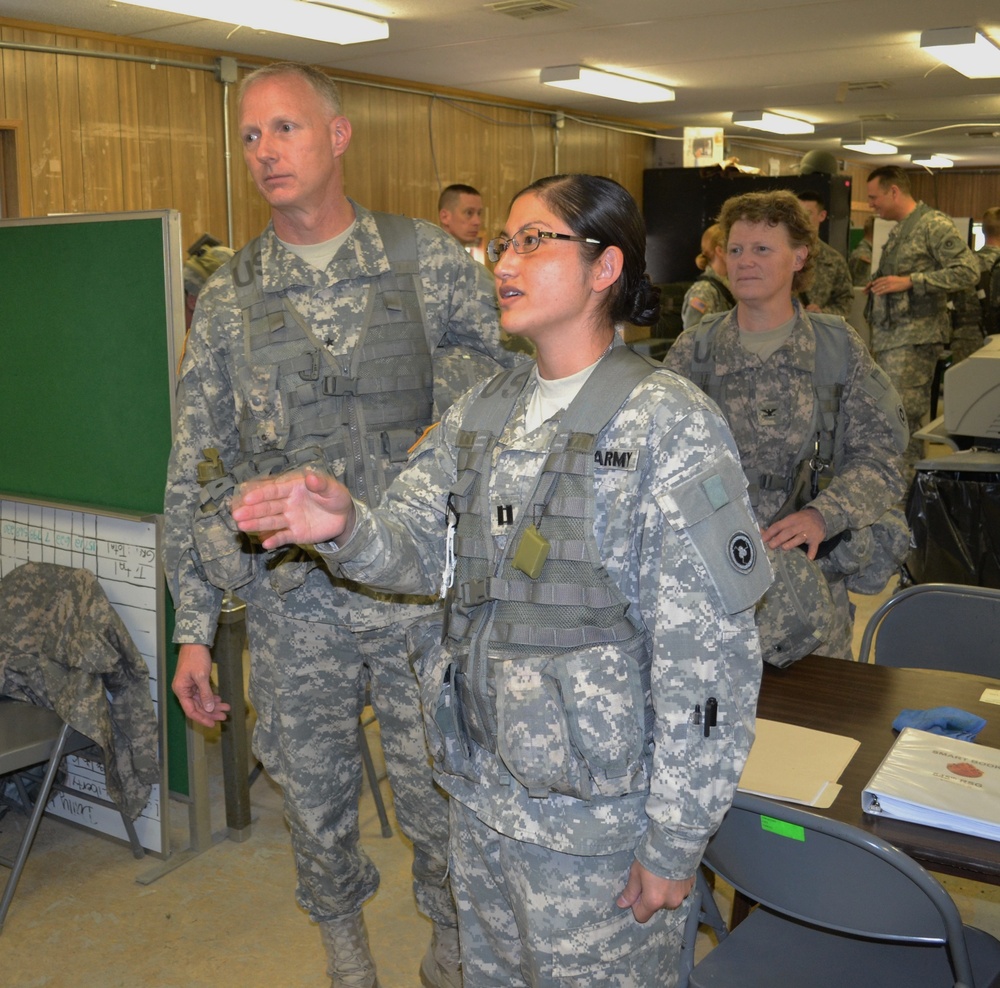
[164,202,519,927]
[680,268,734,329]
[321,343,770,987]
[799,240,854,318]
[948,286,986,365]
[978,244,1000,272]
[0,562,159,819]
[848,239,872,286]
[866,203,980,480]
[665,305,907,659]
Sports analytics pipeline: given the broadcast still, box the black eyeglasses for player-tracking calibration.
[487,227,601,263]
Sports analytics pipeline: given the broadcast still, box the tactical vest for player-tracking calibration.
[687,310,850,514]
[440,346,660,800]
[228,211,433,509]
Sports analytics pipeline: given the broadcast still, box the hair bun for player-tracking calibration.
[627,276,661,327]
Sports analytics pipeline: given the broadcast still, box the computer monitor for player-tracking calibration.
[944,335,1000,442]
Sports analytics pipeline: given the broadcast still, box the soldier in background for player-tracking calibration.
[182,236,234,331]
[164,62,519,988]
[796,191,854,318]
[848,215,874,286]
[228,174,770,988]
[666,190,907,660]
[979,206,1000,272]
[865,165,980,484]
[438,183,484,248]
[681,223,734,329]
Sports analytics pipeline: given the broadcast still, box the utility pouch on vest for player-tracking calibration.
[267,546,319,596]
[494,638,650,801]
[192,473,257,591]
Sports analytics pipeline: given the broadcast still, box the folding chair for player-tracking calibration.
[0,698,144,932]
[857,582,1000,675]
[688,791,1000,987]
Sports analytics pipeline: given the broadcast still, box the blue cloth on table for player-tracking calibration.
[892,706,987,742]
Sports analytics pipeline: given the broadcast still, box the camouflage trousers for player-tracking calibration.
[246,605,454,926]
[873,343,943,486]
[449,799,689,987]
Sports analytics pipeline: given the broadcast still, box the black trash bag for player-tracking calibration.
[906,466,1000,588]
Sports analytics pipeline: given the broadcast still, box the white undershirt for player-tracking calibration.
[525,359,602,433]
[277,220,357,270]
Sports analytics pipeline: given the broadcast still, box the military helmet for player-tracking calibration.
[798,149,840,176]
[183,243,235,298]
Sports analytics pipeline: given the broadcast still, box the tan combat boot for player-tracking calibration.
[419,921,462,988]
[319,913,381,988]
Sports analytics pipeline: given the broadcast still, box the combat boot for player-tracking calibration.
[419,921,462,988]
[319,913,381,988]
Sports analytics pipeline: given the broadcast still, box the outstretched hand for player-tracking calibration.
[230,465,356,550]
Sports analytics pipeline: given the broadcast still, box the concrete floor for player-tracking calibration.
[1,585,1000,986]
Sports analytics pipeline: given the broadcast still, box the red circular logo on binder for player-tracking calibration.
[947,762,984,779]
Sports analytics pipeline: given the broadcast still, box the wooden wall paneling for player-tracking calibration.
[113,51,143,215]
[54,33,86,215]
[201,72,229,249]
[21,31,63,217]
[133,58,174,232]
[166,65,214,248]
[76,39,125,214]
[0,25,29,214]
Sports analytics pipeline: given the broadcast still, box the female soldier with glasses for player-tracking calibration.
[230,174,770,988]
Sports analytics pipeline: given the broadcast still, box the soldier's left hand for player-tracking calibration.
[231,465,357,549]
[761,506,826,560]
[616,860,694,923]
[868,274,912,295]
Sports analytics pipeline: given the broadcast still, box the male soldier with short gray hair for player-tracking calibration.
[164,61,519,988]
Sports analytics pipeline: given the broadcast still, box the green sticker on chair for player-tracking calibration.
[760,815,806,841]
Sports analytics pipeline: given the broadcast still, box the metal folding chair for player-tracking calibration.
[688,791,1000,987]
[0,698,144,932]
[857,582,1000,675]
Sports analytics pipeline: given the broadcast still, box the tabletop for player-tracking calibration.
[756,654,1000,884]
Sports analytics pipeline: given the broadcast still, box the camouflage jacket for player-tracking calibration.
[164,202,518,642]
[848,239,872,286]
[867,203,980,352]
[323,342,770,878]
[800,240,854,318]
[681,268,734,329]
[0,562,159,820]
[978,244,1000,273]
[664,305,907,539]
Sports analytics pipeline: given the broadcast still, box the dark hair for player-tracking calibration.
[512,174,660,327]
[867,165,911,196]
[718,189,817,294]
[239,62,342,117]
[796,190,827,212]
[438,184,481,212]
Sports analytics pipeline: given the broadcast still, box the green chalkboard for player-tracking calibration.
[0,211,182,514]
[0,210,191,796]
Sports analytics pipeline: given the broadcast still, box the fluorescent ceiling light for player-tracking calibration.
[920,27,1000,79]
[911,153,954,168]
[119,0,388,45]
[842,138,898,155]
[731,111,814,135]
[539,65,675,103]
